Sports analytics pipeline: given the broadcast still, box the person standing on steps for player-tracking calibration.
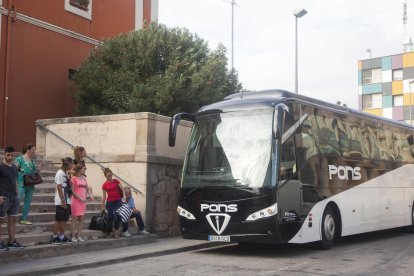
[0,146,25,250]
[51,157,74,245]
[70,163,94,242]
[101,168,125,239]
[73,146,86,166]
[15,143,43,225]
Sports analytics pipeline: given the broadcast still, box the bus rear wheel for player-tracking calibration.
[319,205,336,250]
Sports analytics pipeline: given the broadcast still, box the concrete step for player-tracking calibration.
[39,170,58,177]
[31,193,56,202]
[13,228,110,246]
[33,186,55,194]
[22,201,102,213]
[35,176,55,183]
[14,221,89,234]
[31,193,102,203]
[0,234,156,265]
[12,219,138,234]
[21,210,99,223]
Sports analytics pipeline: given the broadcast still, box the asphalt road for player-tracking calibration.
[58,229,414,276]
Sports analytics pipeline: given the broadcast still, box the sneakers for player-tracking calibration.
[139,229,151,235]
[71,237,78,243]
[61,236,72,243]
[51,237,62,245]
[7,240,25,249]
[77,236,85,242]
[122,231,132,238]
[20,220,32,225]
[0,242,9,251]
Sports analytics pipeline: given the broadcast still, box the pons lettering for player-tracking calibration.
[328,165,361,180]
[200,204,238,213]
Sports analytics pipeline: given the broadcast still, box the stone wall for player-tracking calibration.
[147,161,182,236]
[36,112,192,236]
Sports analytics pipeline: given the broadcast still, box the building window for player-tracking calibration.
[69,0,90,11]
[68,69,77,80]
[363,93,382,109]
[65,0,92,20]
[362,68,382,85]
[393,69,403,81]
[393,95,404,106]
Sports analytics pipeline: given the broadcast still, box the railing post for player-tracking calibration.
[35,121,47,156]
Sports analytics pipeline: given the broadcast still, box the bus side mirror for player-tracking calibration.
[169,113,195,147]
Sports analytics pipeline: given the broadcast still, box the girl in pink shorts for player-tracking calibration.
[70,163,94,242]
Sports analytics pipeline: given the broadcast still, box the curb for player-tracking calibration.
[6,240,221,276]
[0,234,156,265]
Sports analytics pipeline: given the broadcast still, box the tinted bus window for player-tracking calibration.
[313,108,340,156]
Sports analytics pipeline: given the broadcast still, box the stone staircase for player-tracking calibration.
[1,152,136,246]
[0,150,156,265]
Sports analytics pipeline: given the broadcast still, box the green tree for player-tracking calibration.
[74,23,242,116]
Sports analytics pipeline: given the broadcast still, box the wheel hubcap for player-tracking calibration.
[324,214,335,241]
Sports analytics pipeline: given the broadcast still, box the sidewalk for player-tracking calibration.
[0,237,219,276]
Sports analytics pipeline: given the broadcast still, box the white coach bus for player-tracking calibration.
[169,89,414,249]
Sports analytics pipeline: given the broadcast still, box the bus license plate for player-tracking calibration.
[208,235,230,242]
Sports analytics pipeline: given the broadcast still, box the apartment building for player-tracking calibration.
[0,0,158,148]
[358,51,414,124]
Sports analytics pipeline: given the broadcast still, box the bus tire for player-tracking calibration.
[319,205,336,250]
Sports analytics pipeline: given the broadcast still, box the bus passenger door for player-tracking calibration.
[277,134,302,239]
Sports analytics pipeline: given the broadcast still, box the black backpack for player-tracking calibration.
[89,210,112,233]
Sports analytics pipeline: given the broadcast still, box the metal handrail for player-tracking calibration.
[35,122,143,195]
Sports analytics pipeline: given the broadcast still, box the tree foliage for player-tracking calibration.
[74,23,242,116]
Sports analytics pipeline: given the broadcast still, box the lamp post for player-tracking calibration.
[294,8,307,94]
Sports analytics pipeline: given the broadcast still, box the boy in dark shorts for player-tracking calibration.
[0,146,25,250]
[51,157,73,244]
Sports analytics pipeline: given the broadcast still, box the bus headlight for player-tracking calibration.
[245,203,278,221]
[177,206,196,220]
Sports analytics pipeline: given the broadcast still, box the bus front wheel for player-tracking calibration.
[319,205,336,250]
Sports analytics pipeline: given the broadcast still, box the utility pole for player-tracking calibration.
[403,0,413,52]
[224,0,236,70]
[231,0,235,70]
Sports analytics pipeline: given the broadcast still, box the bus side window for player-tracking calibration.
[366,122,380,160]
[337,116,350,156]
[377,127,390,161]
[314,109,340,156]
[280,135,297,181]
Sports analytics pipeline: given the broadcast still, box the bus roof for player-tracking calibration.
[198,89,414,131]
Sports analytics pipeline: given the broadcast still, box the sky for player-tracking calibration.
[158,0,414,109]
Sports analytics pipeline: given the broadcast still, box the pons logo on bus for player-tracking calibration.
[328,165,361,180]
[200,204,238,213]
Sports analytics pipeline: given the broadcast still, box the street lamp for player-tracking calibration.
[293,8,307,94]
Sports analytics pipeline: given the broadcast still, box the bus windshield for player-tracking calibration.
[182,109,273,188]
